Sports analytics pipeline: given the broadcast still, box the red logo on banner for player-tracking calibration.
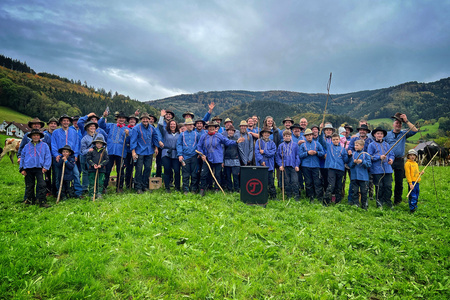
[246,179,263,196]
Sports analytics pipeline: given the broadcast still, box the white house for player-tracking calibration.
[4,122,30,138]
[0,120,11,132]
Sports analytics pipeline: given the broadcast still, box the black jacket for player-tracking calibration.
[86,147,109,173]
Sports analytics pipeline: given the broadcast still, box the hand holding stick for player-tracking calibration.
[195,150,225,195]
[56,162,66,204]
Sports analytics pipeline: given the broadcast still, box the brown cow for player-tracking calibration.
[0,138,22,164]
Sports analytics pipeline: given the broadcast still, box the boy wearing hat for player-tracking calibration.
[276,130,301,200]
[368,127,395,209]
[385,113,418,206]
[255,127,277,199]
[197,122,245,196]
[299,128,325,203]
[177,118,201,194]
[237,120,254,166]
[44,117,59,196]
[348,139,372,209]
[51,114,83,197]
[18,118,50,163]
[405,149,423,213]
[19,129,52,207]
[318,132,350,205]
[87,136,109,200]
[98,110,130,193]
[223,125,241,192]
[55,145,77,200]
[291,124,305,193]
[77,113,108,137]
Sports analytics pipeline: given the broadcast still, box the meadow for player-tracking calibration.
[0,106,31,124]
[0,140,449,299]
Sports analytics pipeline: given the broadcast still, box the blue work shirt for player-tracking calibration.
[298,140,324,168]
[51,127,80,157]
[77,115,108,137]
[19,141,51,171]
[98,118,129,157]
[130,123,160,156]
[197,132,237,164]
[385,129,417,158]
[276,141,300,167]
[177,130,200,160]
[348,150,372,181]
[255,138,276,171]
[368,141,395,174]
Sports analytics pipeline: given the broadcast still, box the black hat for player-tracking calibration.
[391,112,405,123]
[28,128,44,139]
[259,127,272,136]
[194,119,206,126]
[182,111,195,118]
[212,116,222,122]
[206,121,220,128]
[72,115,80,121]
[165,110,175,118]
[58,114,73,124]
[343,124,354,133]
[92,136,107,146]
[290,124,301,130]
[58,145,74,155]
[47,117,59,126]
[84,121,99,131]
[356,124,371,133]
[282,117,294,124]
[28,118,45,129]
[310,124,319,130]
[87,114,101,122]
[116,111,129,121]
[371,127,387,137]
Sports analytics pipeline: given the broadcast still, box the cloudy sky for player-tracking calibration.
[1,0,449,101]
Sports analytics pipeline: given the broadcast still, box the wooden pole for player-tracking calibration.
[406,151,438,198]
[117,136,127,192]
[320,73,332,135]
[281,151,285,202]
[93,149,105,201]
[195,150,225,195]
[56,161,65,204]
[385,122,418,156]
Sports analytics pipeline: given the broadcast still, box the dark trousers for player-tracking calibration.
[24,168,46,202]
[134,154,153,191]
[124,153,134,189]
[224,166,240,192]
[199,161,221,190]
[408,182,420,211]
[373,173,393,207]
[162,156,180,190]
[320,168,328,193]
[182,156,199,192]
[302,167,322,201]
[44,163,57,196]
[88,172,105,197]
[392,158,405,205]
[104,154,125,190]
[60,180,75,199]
[155,149,162,177]
[297,166,304,191]
[281,166,299,198]
[351,180,368,208]
[324,169,344,205]
[268,170,277,199]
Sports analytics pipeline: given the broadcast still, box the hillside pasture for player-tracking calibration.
[0,148,449,298]
[0,106,31,124]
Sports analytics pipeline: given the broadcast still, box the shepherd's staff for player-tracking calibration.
[320,72,332,135]
[117,131,127,192]
[195,150,226,196]
[406,151,438,198]
[281,150,285,202]
[93,149,105,202]
[56,161,65,204]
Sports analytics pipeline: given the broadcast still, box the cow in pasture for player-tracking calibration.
[0,138,22,164]
[423,145,449,166]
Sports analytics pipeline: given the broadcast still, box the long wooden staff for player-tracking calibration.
[320,72,332,134]
[56,161,65,204]
[406,151,438,197]
[385,122,418,156]
[93,149,105,201]
[117,135,127,192]
[281,150,285,202]
[195,150,225,195]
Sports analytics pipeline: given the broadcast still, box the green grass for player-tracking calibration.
[368,118,393,128]
[0,106,31,124]
[409,123,440,142]
[1,153,449,298]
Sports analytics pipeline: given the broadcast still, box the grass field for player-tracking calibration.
[409,123,440,142]
[0,106,31,124]
[368,118,393,129]
[1,144,449,298]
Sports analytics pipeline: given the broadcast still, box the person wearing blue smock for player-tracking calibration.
[158,112,181,193]
[177,118,201,194]
[384,113,418,206]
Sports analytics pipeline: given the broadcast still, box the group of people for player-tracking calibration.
[17,103,423,213]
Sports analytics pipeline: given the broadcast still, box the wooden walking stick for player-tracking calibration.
[385,122,418,156]
[56,161,65,204]
[320,72,332,135]
[117,134,127,192]
[281,150,285,202]
[195,150,226,195]
[93,149,105,202]
[406,151,438,198]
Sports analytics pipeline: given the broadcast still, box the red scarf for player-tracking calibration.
[208,131,216,136]
[117,123,125,128]
[128,124,134,128]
